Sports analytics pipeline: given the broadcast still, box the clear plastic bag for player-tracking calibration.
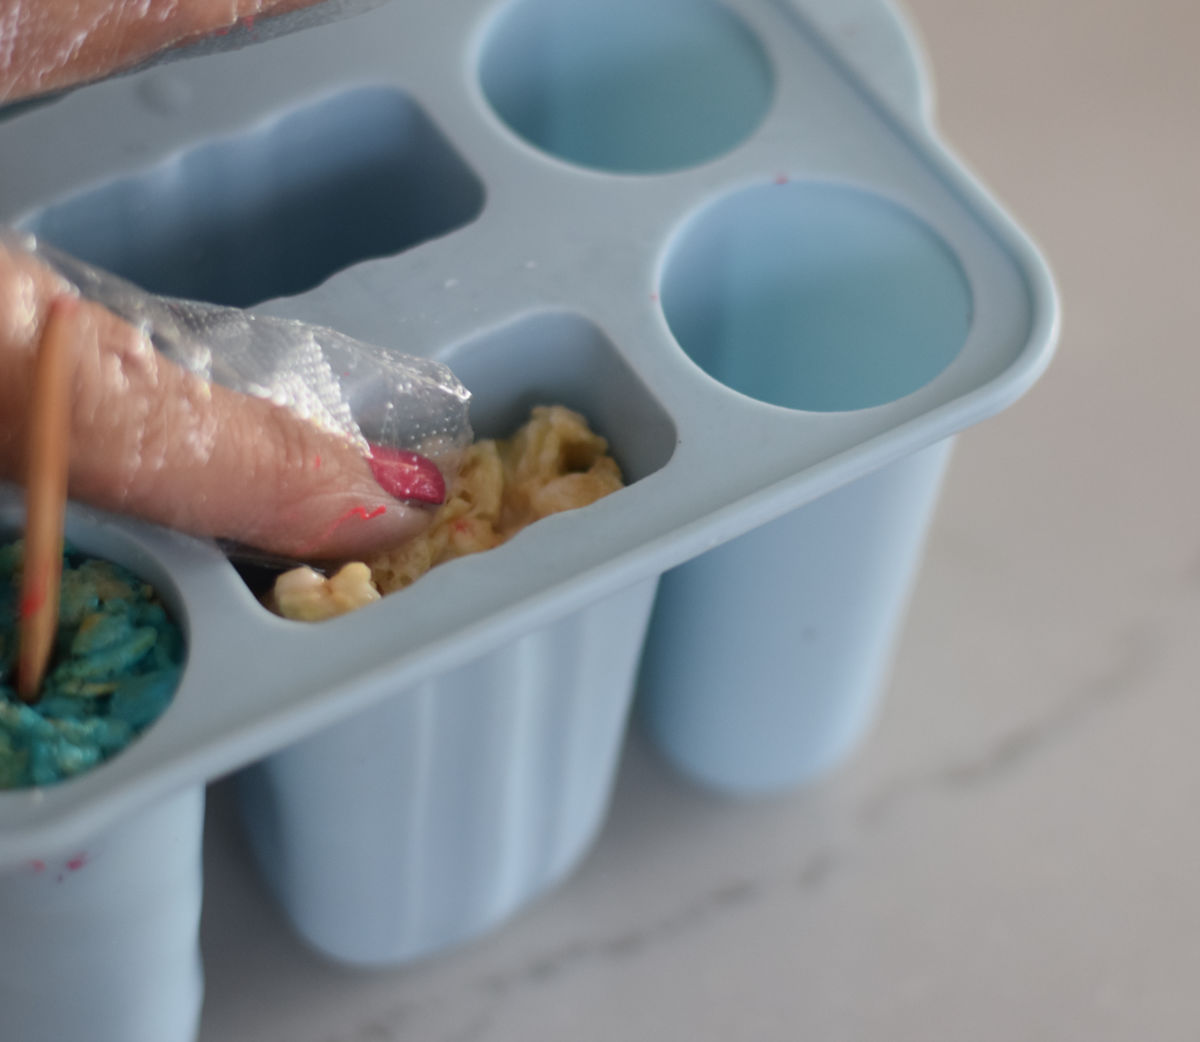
[23,233,471,463]
[0,229,472,560]
[0,1,392,105]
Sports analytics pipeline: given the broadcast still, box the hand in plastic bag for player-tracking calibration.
[1,1,472,562]
[0,1,366,103]
[0,235,471,561]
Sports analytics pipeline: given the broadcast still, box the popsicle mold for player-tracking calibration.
[238,575,658,964]
[0,0,1058,1034]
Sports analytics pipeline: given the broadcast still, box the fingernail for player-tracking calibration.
[367,445,446,505]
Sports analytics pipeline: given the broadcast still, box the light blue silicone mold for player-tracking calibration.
[0,0,1057,1036]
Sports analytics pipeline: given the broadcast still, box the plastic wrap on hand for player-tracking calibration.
[6,229,472,475]
[0,1,393,105]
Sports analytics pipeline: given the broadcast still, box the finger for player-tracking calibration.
[1,242,444,561]
[0,0,323,103]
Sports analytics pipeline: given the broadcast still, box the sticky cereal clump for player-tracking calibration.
[273,405,623,621]
[270,561,380,622]
[0,542,183,789]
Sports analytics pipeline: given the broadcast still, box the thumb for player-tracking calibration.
[1,246,446,561]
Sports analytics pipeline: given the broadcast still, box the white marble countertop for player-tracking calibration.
[198,1,1200,1039]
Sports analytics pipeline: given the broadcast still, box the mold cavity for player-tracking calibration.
[660,182,973,411]
[21,87,485,308]
[479,0,773,174]
[248,314,675,619]
[439,311,676,482]
[0,519,187,790]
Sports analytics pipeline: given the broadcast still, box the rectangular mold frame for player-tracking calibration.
[0,0,1058,988]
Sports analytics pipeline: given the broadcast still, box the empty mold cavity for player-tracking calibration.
[0,511,190,665]
[21,87,484,308]
[438,311,676,482]
[479,0,772,174]
[660,182,973,411]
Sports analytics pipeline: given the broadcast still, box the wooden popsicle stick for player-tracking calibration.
[17,296,78,703]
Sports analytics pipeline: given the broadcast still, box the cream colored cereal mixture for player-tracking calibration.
[272,405,623,621]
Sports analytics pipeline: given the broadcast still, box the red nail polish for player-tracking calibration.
[367,445,446,505]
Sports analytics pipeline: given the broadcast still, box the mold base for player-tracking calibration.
[0,786,205,1042]
[638,440,953,794]
[235,577,658,965]
[21,86,484,309]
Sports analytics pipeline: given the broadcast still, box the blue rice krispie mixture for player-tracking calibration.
[0,540,183,789]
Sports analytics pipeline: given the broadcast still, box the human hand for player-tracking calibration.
[1,2,465,561]
[0,0,326,102]
[0,240,450,561]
